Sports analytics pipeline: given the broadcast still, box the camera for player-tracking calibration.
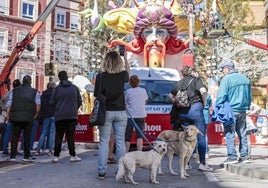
[119,45,125,56]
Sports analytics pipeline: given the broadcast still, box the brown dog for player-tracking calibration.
[157,125,202,179]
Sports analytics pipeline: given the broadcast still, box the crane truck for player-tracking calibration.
[0,0,60,98]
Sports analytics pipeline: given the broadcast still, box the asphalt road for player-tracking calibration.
[0,144,267,188]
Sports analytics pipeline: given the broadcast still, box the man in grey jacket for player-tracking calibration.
[50,71,82,163]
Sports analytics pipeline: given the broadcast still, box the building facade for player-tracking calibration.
[0,0,84,94]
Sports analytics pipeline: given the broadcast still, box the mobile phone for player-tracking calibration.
[119,45,125,56]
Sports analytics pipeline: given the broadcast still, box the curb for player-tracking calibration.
[224,158,268,180]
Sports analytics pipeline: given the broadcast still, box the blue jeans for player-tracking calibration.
[194,131,209,154]
[37,117,55,151]
[179,102,207,165]
[3,121,12,151]
[224,112,248,159]
[98,111,127,174]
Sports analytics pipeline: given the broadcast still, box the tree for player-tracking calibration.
[81,0,126,72]
[194,0,266,84]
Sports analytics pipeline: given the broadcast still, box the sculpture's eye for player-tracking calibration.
[142,29,153,37]
[155,29,168,36]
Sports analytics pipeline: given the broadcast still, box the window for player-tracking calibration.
[125,80,176,105]
[21,1,35,20]
[17,31,37,56]
[54,38,67,62]
[0,0,9,15]
[17,68,35,86]
[0,28,8,53]
[70,13,81,31]
[69,45,81,60]
[55,9,66,28]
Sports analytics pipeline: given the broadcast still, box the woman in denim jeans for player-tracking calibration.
[94,50,129,179]
[36,82,56,156]
[169,66,213,172]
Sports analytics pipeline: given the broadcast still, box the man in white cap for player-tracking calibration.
[215,59,252,164]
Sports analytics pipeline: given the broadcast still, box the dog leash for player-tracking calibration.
[126,110,179,144]
[126,110,153,148]
[145,132,180,143]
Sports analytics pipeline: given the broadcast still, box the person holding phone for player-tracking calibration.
[119,45,125,56]
[94,50,129,180]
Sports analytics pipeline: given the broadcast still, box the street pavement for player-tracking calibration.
[0,143,267,188]
[206,145,268,180]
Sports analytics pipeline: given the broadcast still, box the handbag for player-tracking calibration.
[89,74,107,127]
[175,79,193,108]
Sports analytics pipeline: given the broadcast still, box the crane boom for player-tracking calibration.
[0,0,60,97]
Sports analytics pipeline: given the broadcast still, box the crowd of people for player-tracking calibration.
[0,50,254,181]
[0,71,82,163]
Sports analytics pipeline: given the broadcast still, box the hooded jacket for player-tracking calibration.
[50,80,82,121]
[39,89,54,119]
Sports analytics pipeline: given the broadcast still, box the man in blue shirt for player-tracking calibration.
[215,59,252,164]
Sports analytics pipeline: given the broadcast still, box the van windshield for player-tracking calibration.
[125,80,177,105]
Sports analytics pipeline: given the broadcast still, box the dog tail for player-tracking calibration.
[116,156,126,181]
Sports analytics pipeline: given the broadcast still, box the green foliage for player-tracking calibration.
[206,0,254,32]
[194,0,258,83]
[81,0,126,71]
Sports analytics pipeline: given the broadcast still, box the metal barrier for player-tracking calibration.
[249,114,268,145]
[207,114,268,146]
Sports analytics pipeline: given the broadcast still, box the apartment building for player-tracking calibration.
[0,0,83,93]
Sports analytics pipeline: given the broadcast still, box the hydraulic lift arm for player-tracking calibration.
[0,0,60,98]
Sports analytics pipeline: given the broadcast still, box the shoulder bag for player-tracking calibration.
[89,74,107,127]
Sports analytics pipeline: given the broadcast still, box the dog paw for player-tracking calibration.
[152,181,159,184]
[158,172,164,175]
[171,172,179,176]
[124,179,130,183]
[186,164,192,170]
[181,176,187,180]
[185,173,190,177]
[131,182,138,185]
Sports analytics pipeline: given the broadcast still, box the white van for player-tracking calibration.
[126,67,181,143]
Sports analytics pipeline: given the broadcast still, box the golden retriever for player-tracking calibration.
[157,125,201,179]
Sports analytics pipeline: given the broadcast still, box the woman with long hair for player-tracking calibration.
[94,50,129,179]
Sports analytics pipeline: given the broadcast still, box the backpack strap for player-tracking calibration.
[185,79,193,90]
[180,78,193,90]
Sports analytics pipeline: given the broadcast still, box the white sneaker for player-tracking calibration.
[52,156,59,163]
[70,156,81,162]
[22,156,36,162]
[198,163,213,172]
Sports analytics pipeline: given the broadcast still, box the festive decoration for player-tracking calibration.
[101,0,207,67]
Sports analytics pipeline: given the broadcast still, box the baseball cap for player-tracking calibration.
[218,59,235,70]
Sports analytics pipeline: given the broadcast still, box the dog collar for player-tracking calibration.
[153,148,162,154]
[185,135,195,142]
